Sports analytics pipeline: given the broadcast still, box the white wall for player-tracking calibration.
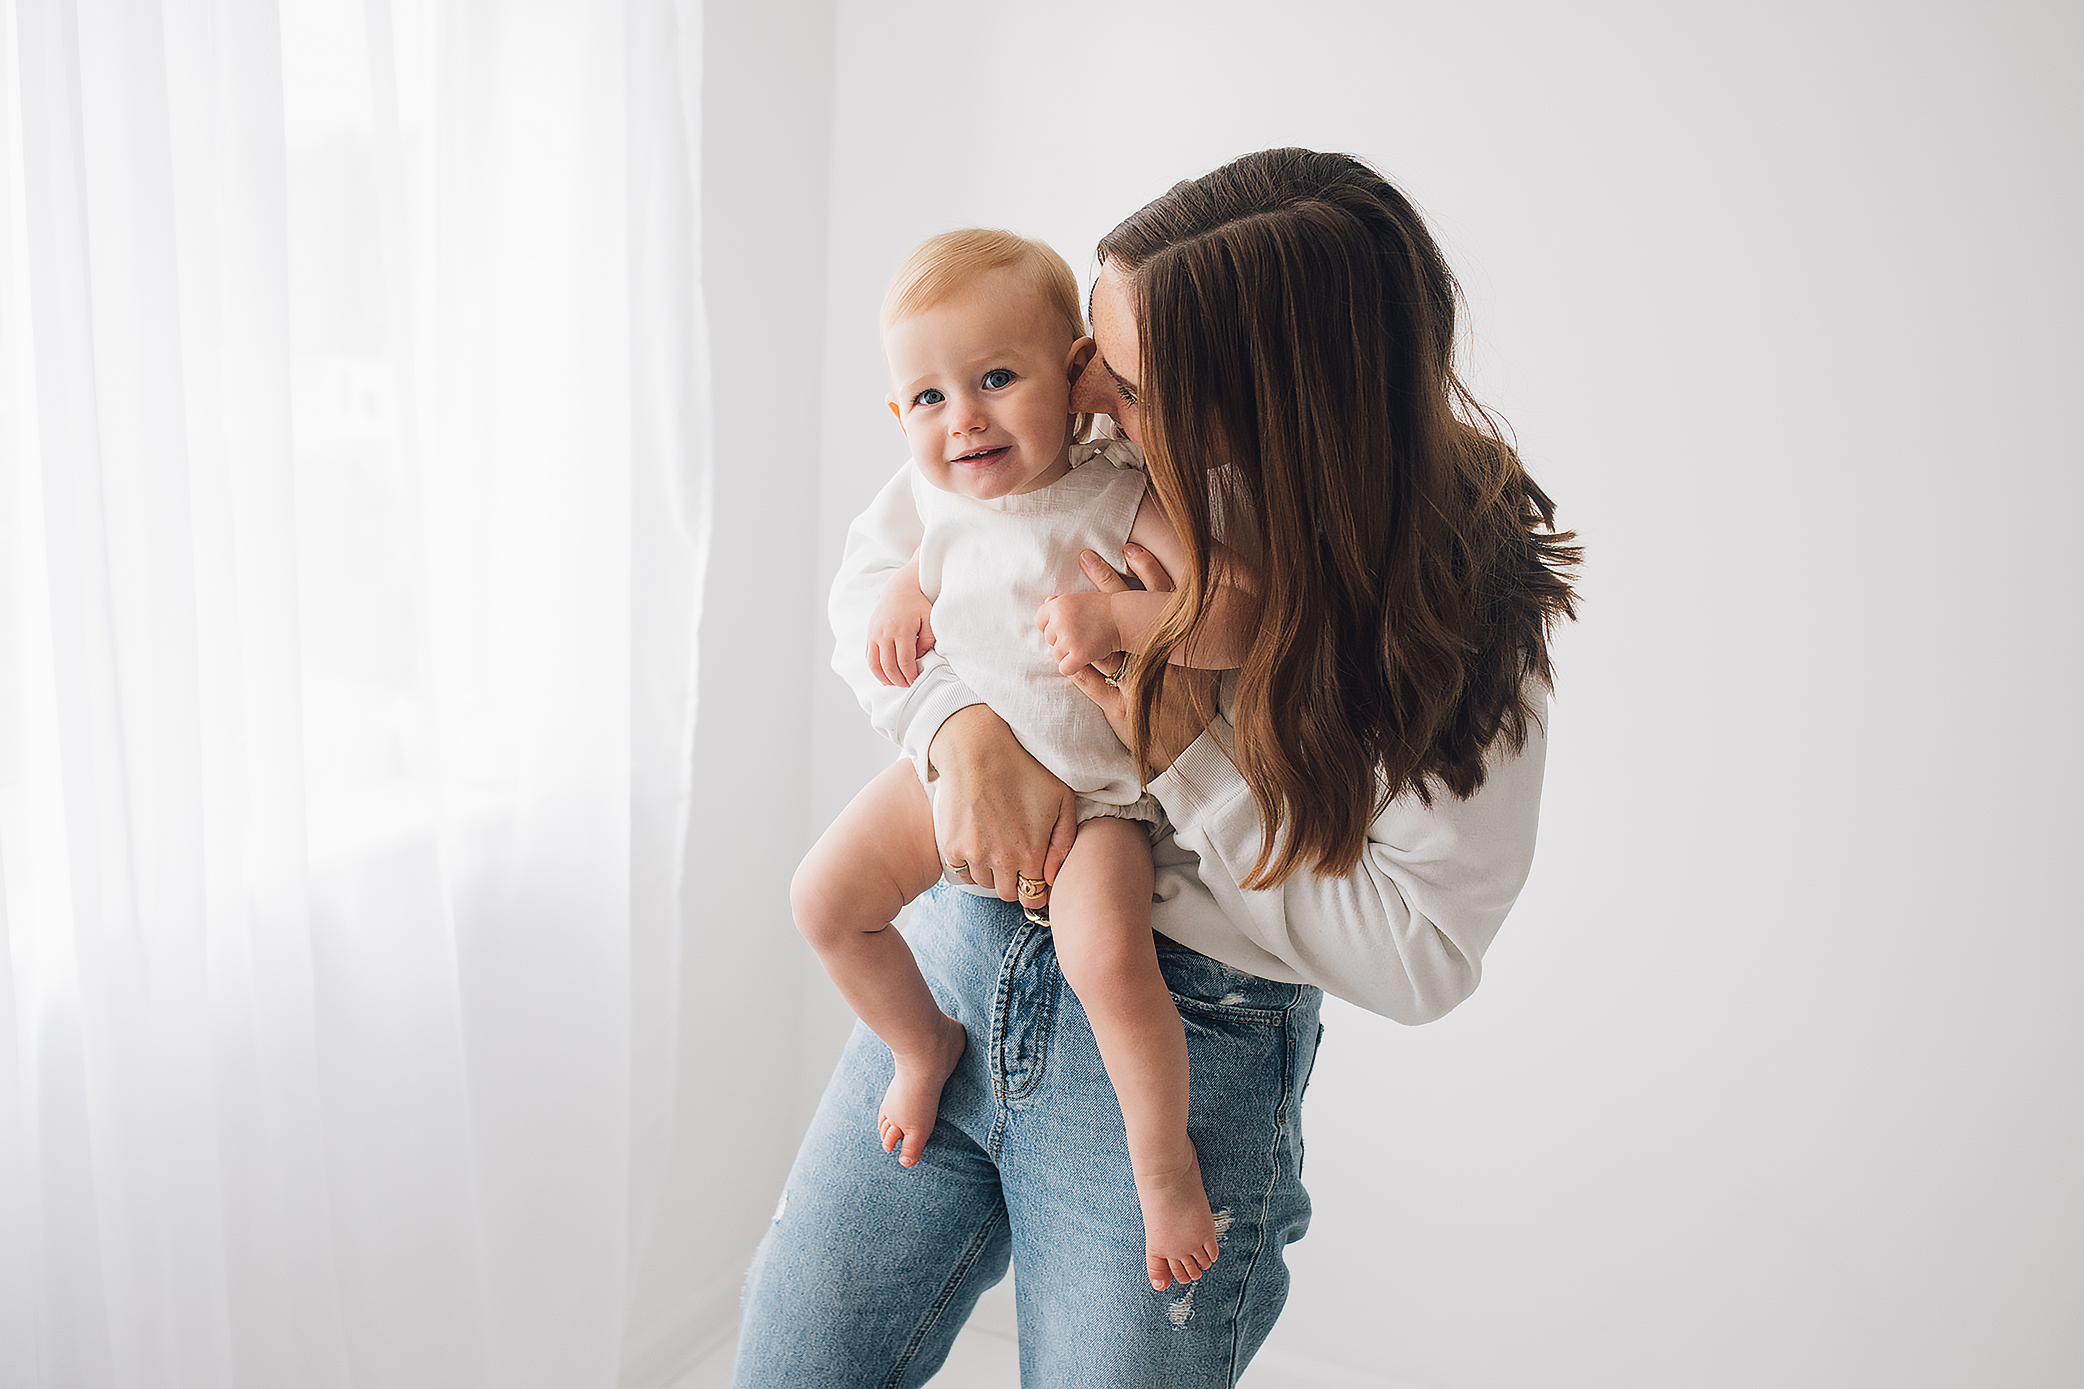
[773,1,2082,1385]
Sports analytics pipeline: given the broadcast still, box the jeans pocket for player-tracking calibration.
[1300,1021,1325,1099]
[1156,943,1294,1025]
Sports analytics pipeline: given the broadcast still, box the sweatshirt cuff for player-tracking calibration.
[902,677,987,786]
[1148,717,1249,830]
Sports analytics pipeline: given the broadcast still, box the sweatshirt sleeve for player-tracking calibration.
[829,461,984,784]
[1147,700,1549,1024]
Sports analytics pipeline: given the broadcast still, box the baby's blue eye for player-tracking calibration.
[914,388,945,406]
[982,369,1015,390]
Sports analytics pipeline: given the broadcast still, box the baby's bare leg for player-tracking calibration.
[790,758,967,1168]
[1048,817,1218,1292]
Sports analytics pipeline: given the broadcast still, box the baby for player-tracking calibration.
[790,229,1251,1292]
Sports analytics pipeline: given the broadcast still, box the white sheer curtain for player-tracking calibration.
[0,0,713,1384]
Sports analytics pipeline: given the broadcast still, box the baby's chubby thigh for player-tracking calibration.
[1043,811,1158,994]
[789,756,945,948]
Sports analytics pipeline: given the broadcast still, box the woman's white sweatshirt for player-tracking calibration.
[829,458,1549,1025]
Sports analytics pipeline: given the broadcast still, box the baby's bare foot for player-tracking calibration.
[877,1012,967,1168]
[1135,1141,1219,1290]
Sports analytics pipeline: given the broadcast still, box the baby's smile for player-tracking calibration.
[883,266,1087,503]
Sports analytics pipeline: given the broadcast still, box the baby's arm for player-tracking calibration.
[1035,494,1257,676]
[866,552,936,688]
[831,463,980,782]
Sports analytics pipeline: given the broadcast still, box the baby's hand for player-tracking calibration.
[1035,592,1124,678]
[868,575,936,687]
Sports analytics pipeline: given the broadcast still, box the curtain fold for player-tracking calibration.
[0,0,713,1384]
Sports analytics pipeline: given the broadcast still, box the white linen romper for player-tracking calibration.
[911,436,1163,832]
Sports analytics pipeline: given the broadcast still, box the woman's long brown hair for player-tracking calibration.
[1100,148,1580,889]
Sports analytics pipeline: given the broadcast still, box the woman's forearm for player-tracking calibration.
[1148,699,1549,1025]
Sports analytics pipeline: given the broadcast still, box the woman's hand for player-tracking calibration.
[927,704,1080,906]
[1064,545,1217,777]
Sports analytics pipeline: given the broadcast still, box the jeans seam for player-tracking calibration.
[990,922,1056,1106]
[985,921,1031,1156]
[987,924,1017,1121]
[881,1198,1009,1389]
[1219,1000,1301,1385]
[1004,952,1057,1102]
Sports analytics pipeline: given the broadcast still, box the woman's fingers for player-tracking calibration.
[989,852,1028,903]
[944,842,996,896]
[1121,542,1176,593]
[1066,664,1134,751]
[1078,542,1177,599]
[1067,663,1127,715]
[1067,661,1216,777]
[1078,549,1130,594]
[925,706,1077,906]
[1041,791,1079,892]
[974,789,1076,906]
[938,822,992,894]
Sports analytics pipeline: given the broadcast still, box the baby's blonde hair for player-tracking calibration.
[881,228,1086,342]
[882,228,1091,442]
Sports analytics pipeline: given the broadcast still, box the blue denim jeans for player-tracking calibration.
[733,887,1323,1389]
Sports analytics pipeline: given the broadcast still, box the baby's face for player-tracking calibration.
[884,271,1093,502]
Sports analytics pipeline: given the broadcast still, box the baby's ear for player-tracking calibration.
[1066,336,1096,380]
[887,397,902,428]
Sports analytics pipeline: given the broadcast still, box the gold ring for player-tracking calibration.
[1103,654,1132,689]
[944,859,969,875]
[1017,874,1047,899]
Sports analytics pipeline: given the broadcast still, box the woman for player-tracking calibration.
[734,148,1578,1388]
